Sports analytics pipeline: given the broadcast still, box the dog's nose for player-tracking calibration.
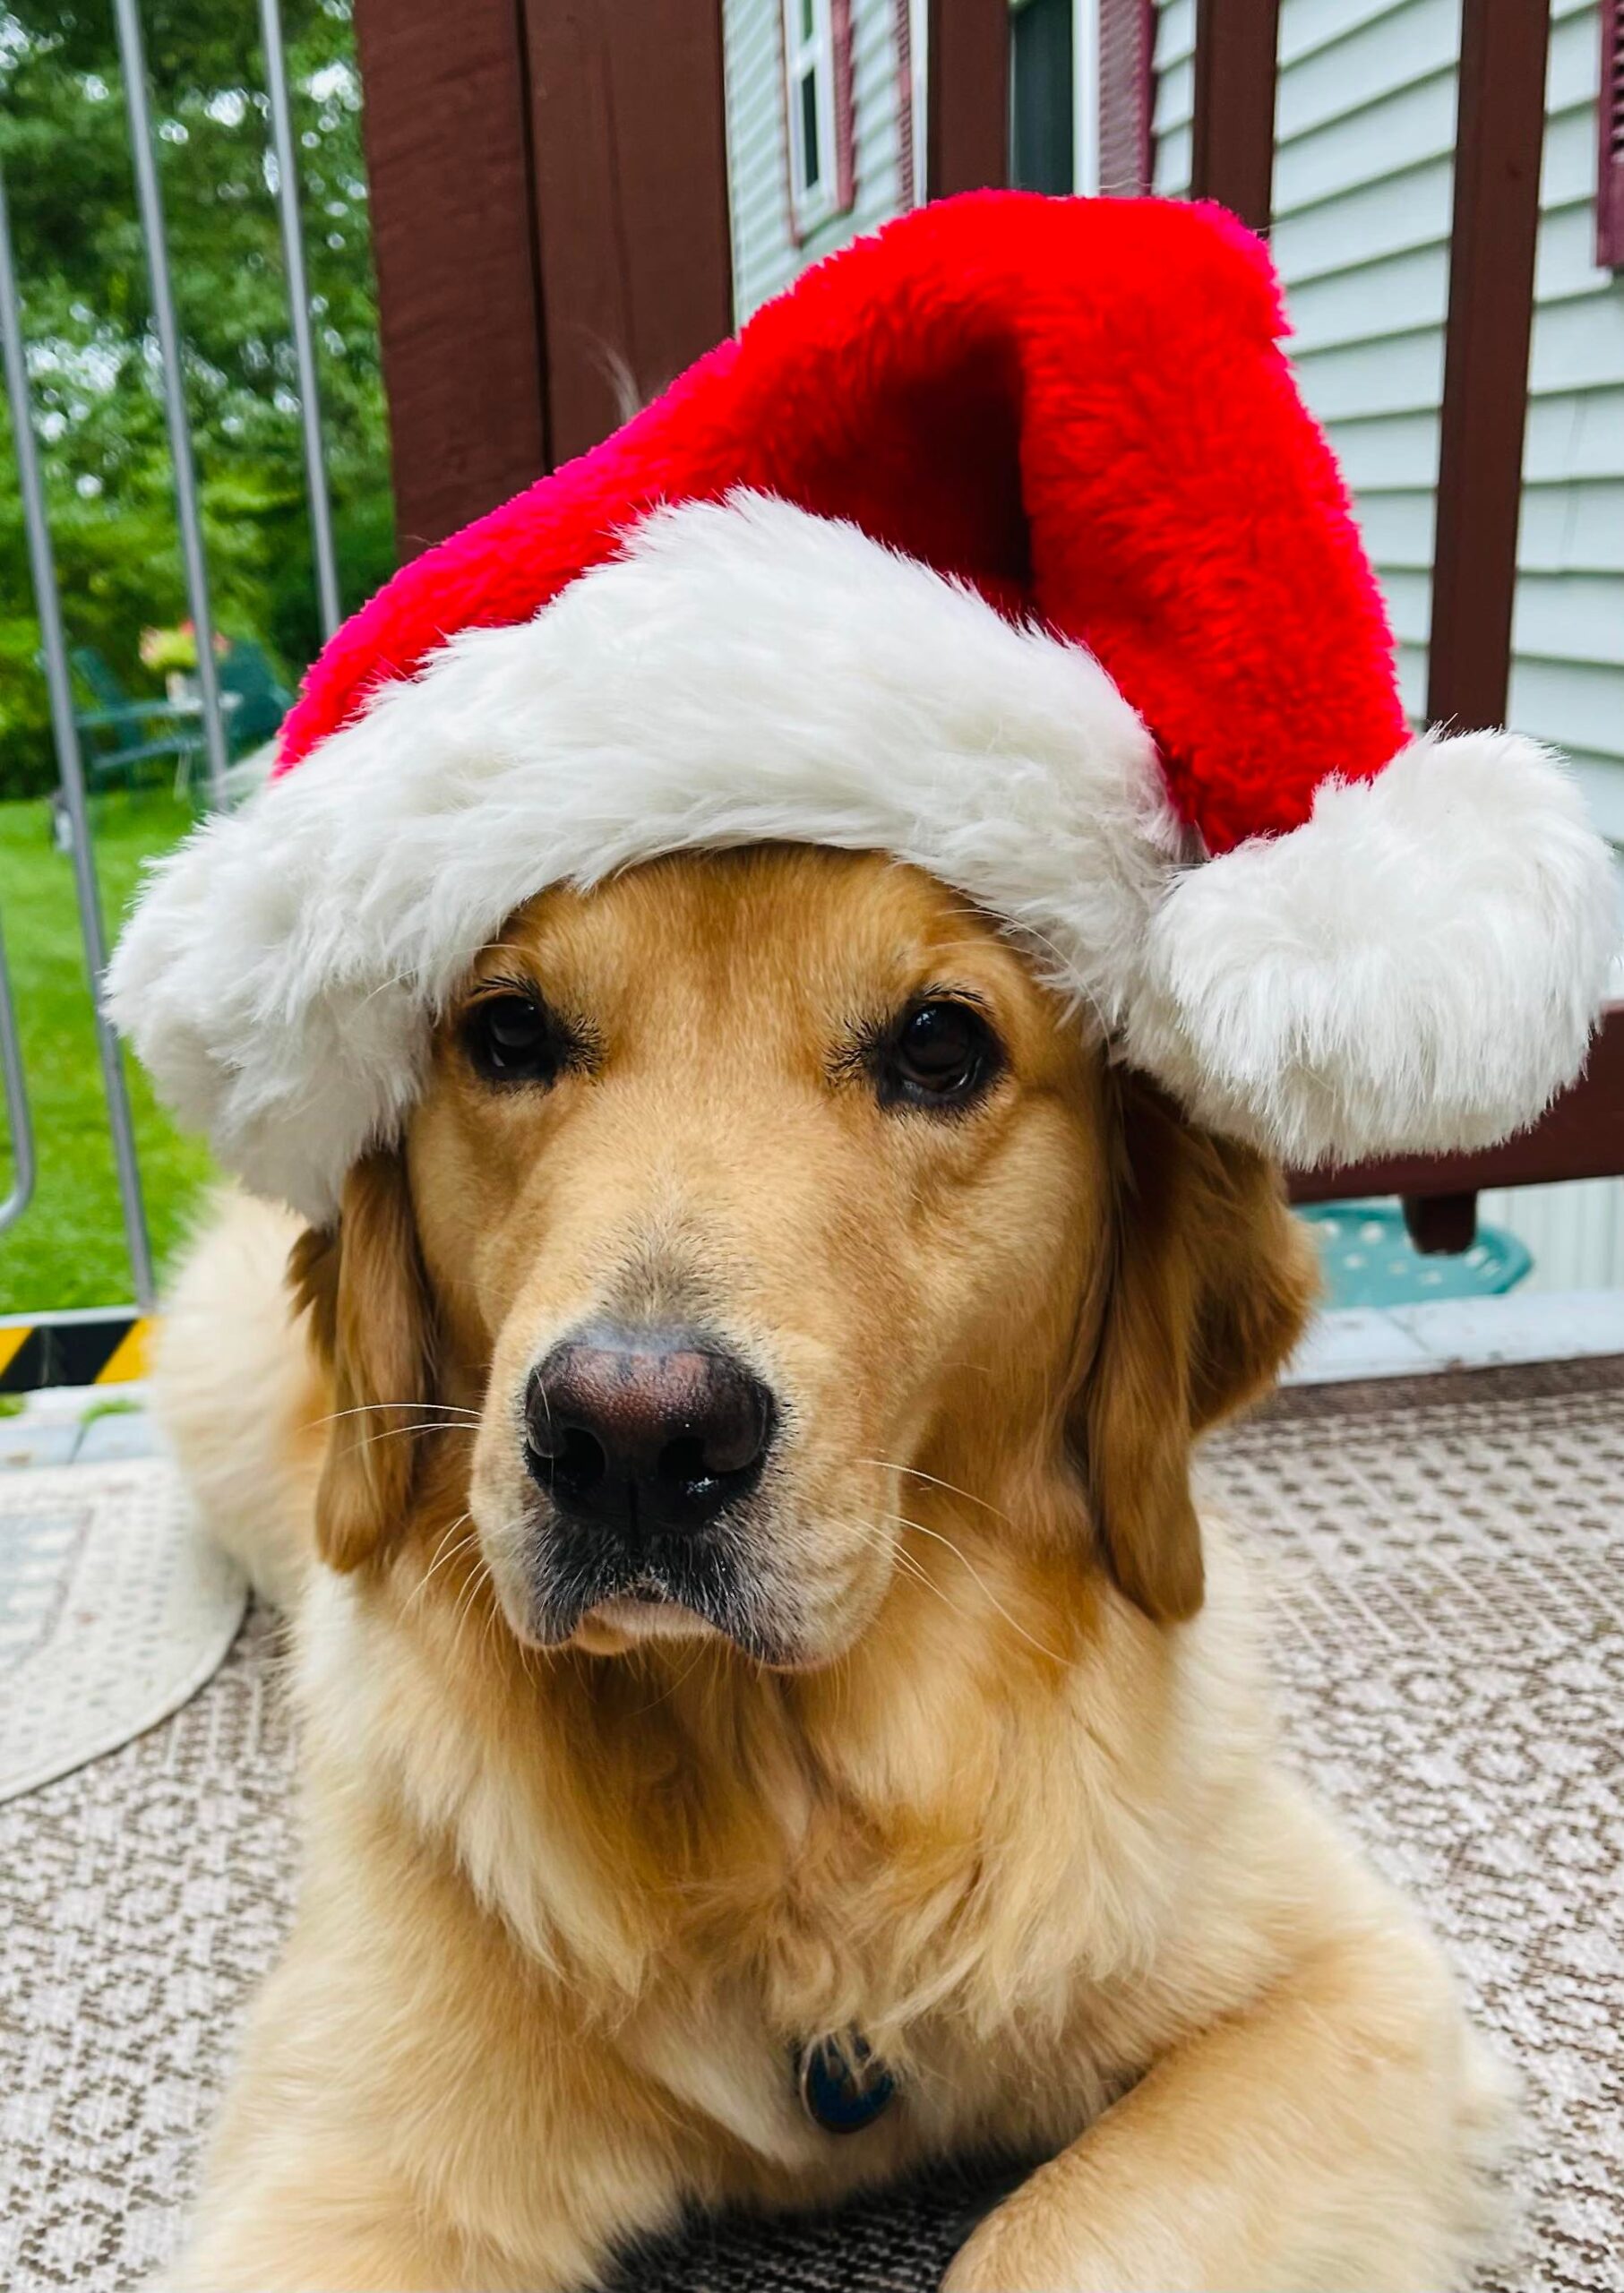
[524,1327,774,1534]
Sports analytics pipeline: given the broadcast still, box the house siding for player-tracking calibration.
[1514,0,1624,846]
[1155,0,1456,718]
[723,0,912,322]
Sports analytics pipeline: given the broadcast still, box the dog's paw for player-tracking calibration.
[942,2211,1114,2293]
[941,2198,1191,2293]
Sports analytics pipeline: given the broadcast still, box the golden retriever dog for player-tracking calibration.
[154,844,1509,2291]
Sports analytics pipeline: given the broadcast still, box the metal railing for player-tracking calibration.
[0,159,156,1308]
[258,0,342,646]
[109,0,230,813]
[0,0,341,1320]
[0,910,35,1241]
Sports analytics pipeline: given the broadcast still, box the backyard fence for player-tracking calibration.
[0,0,341,1341]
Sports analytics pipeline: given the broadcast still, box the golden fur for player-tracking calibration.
[155,847,1509,2290]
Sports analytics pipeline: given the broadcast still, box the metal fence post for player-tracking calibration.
[0,910,37,1240]
[0,157,159,1311]
[111,0,230,812]
[259,0,342,643]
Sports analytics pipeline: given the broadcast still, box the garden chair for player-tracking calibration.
[219,639,293,759]
[68,647,205,794]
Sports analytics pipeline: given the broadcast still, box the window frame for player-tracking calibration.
[783,0,842,233]
[896,0,926,210]
[1600,0,1624,271]
[1094,0,1153,198]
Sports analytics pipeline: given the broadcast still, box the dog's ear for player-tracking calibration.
[288,1148,434,1573]
[1078,1071,1316,1625]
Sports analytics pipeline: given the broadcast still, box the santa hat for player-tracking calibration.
[110,193,1616,1224]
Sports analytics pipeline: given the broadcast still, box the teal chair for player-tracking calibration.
[1295,1198,1531,1310]
[219,639,293,758]
[68,647,204,793]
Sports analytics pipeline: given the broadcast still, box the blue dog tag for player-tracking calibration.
[795,2031,897,2134]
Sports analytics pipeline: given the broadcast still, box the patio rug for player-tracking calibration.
[1,1357,1619,2291]
[0,1456,245,1807]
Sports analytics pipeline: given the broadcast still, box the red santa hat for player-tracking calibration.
[110,193,1616,1223]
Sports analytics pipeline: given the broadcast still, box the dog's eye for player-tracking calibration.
[463,993,563,1086]
[881,1000,1001,1110]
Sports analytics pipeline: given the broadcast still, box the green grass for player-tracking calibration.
[81,1393,142,1422]
[0,788,214,1313]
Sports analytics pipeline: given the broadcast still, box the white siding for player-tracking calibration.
[1149,0,1195,199]
[1479,1178,1624,1292]
[1511,1,1624,844]
[724,0,912,322]
[1156,0,1455,717]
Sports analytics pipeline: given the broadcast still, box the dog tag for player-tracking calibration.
[795,2030,897,2135]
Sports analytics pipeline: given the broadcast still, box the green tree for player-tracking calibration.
[0,0,394,796]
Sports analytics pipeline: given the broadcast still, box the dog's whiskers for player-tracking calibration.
[838,1513,974,1631]
[400,1513,478,1618]
[445,1539,494,1665]
[855,1456,1013,1524]
[846,1508,1063,1667]
[888,1509,1063,1664]
[477,1582,506,1670]
[308,1401,482,1429]
[350,1419,479,1452]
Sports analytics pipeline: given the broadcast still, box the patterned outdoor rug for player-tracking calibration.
[0,1358,1619,2291]
[0,1456,245,1807]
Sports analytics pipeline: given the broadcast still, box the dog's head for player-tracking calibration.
[293,846,1312,1666]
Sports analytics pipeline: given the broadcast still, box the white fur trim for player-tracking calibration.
[109,500,1619,1212]
[1123,731,1620,1167]
[108,494,1174,1220]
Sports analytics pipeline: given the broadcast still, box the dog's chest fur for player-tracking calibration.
[302,1564,1186,2189]
[596,1696,1139,2183]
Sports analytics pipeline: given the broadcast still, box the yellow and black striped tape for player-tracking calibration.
[0,1313,156,1393]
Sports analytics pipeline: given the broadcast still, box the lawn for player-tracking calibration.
[0,788,214,1314]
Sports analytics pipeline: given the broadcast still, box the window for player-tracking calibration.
[1601,1,1624,271]
[1005,0,1152,199]
[783,0,854,232]
[1010,0,1075,194]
